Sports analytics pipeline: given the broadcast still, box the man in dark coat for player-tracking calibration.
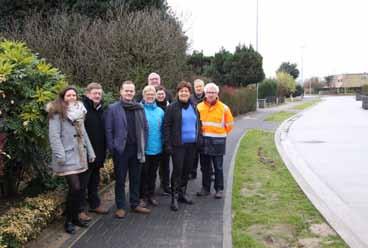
[81,83,108,218]
[189,79,205,180]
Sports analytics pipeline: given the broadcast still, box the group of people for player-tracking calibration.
[47,72,234,234]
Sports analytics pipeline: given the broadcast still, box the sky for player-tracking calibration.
[167,0,368,81]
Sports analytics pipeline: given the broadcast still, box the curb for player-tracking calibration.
[275,110,367,248]
[223,131,247,248]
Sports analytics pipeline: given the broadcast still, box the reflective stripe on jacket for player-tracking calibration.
[197,99,234,138]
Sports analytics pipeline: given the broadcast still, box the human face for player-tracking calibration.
[178,87,190,103]
[148,74,161,87]
[143,90,156,104]
[205,87,218,104]
[120,84,135,102]
[194,81,204,96]
[156,90,166,102]
[64,89,77,105]
[86,89,103,104]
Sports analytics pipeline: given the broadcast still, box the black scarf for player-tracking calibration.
[121,100,146,163]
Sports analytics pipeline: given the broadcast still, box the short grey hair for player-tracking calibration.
[143,85,156,95]
[193,79,204,86]
[204,82,220,93]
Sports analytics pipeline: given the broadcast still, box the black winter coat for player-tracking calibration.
[163,100,202,154]
[82,96,106,166]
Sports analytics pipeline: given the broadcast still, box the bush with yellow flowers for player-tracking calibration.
[0,159,114,247]
[0,40,67,196]
[0,191,64,248]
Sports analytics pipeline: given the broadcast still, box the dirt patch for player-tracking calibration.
[240,182,262,197]
[258,147,276,168]
[297,238,322,248]
[310,223,337,237]
[247,224,296,248]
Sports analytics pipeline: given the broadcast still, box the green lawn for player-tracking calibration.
[264,111,295,123]
[232,129,347,248]
[292,99,321,110]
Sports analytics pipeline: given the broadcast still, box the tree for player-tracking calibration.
[277,62,299,79]
[205,45,265,86]
[276,71,296,97]
[187,50,212,76]
[324,75,334,88]
[304,77,323,94]
[205,48,232,85]
[227,44,265,86]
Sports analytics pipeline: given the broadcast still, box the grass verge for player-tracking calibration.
[264,111,295,123]
[232,129,347,248]
[292,99,321,110]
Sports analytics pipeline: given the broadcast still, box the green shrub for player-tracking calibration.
[0,40,67,195]
[258,78,277,99]
[220,85,256,116]
[362,85,368,95]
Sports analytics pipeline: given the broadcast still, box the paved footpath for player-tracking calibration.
[62,99,309,248]
[276,96,368,248]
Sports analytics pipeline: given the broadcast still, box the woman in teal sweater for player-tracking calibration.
[140,85,165,206]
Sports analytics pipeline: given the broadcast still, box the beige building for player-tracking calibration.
[329,73,368,93]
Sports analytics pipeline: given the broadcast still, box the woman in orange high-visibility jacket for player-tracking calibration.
[196,82,234,199]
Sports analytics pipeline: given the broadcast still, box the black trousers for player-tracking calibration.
[80,163,102,211]
[200,154,224,192]
[159,151,170,190]
[140,154,161,198]
[113,145,141,209]
[171,143,196,195]
[65,173,84,222]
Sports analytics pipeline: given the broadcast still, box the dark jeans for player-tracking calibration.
[171,143,196,195]
[80,163,102,211]
[113,145,141,210]
[159,151,170,190]
[200,154,224,192]
[65,173,84,222]
[140,154,161,198]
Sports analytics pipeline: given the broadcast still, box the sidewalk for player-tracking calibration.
[31,98,311,248]
[276,96,368,248]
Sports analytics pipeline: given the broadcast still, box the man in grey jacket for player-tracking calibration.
[105,81,150,218]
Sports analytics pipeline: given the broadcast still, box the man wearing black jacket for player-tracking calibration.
[81,83,108,217]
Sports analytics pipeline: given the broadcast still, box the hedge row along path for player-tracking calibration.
[28,96,316,248]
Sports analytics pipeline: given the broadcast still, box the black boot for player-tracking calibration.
[170,192,179,211]
[64,221,76,234]
[72,218,89,228]
[178,186,194,205]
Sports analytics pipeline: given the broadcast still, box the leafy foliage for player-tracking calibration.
[277,62,300,79]
[276,72,296,97]
[0,40,67,195]
[258,78,277,99]
[188,45,265,87]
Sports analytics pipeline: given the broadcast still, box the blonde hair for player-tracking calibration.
[143,85,156,95]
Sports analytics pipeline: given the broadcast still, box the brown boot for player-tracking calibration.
[115,209,127,219]
[89,205,109,215]
[79,212,92,222]
[132,206,151,214]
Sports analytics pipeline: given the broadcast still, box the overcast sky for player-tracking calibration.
[167,0,368,81]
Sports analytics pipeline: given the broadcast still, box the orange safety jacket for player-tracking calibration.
[197,99,234,138]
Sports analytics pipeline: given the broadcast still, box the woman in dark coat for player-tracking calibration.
[164,81,201,211]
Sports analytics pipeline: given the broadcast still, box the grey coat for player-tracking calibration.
[48,114,95,175]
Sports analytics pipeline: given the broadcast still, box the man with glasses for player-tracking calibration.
[196,83,234,199]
